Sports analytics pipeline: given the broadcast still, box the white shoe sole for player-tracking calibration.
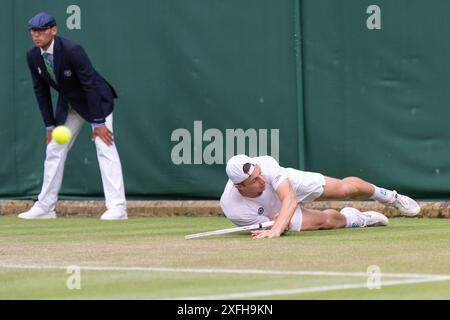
[100,215,128,221]
[398,207,421,217]
[18,212,57,219]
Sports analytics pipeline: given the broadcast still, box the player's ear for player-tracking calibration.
[234,184,243,190]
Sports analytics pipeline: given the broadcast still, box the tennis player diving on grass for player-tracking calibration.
[220,155,420,239]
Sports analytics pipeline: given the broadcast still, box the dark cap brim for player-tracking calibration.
[28,23,56,30]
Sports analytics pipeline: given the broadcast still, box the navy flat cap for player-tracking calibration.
[28,12,57,30]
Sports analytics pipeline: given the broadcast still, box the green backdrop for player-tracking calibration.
[1,0,448,199]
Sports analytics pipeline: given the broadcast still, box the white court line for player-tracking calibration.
[178,277,450,300]
[0,263,449,280]
[2,263,450,299]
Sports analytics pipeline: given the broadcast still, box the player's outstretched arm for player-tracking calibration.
[253,180,297,239]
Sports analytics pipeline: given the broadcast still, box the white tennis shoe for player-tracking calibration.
[341,207,388,227]
[359,211,389,227]
[386,191,421,216]
[18,206,57,219]
[100,208,128,220]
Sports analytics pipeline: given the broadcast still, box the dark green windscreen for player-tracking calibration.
[1,0,448,199]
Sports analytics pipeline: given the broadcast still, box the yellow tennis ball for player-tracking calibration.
[52,125,72,144]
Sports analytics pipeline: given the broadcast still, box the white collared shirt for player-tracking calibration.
[40,38,55,56]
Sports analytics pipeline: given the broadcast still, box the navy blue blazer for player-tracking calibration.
[27,36,118,127]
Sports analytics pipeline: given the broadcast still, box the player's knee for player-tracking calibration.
[343,176,365,186]
[319,217,331,229]
[341,177,360,196]
[320,210,338,229]
[332,183,353,198]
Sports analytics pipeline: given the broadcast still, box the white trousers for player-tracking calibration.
[36,108,127,212]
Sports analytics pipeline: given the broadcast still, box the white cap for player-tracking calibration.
[226,155,256,184]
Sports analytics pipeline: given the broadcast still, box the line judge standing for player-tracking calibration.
[19,12,127,220]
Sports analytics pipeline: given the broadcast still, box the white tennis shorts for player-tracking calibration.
[285,168,326,203]
[289,206,303,232]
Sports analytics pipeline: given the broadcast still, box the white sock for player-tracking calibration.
[341,211,366,228]
[370,185,395,203]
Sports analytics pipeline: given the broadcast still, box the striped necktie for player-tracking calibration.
[42,52,56,83]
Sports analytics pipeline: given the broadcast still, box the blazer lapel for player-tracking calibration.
[37,54,54,85]
[53,36,62,84]
[37,56,46,78]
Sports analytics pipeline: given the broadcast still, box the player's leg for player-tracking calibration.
[93,113,127,220]
[319,176,420,216]
[300,207,347,231]
[300,207,388,231]
[18,109,84,218]
[319,176,375,200]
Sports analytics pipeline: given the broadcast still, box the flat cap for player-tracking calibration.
[28,12,57,30]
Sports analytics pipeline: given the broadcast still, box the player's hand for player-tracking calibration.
[251,227,284,239]
[46,129,53,145]
[92,126,114,146]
